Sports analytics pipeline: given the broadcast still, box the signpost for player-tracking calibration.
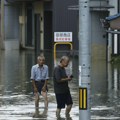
[54,32,72,42]
[54,32,73,66]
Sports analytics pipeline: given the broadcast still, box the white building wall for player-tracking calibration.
[109,0,118,55]
[5,3,19,40]
[109,0,118,15]
[34,1,44,50]
[91,11,108,61]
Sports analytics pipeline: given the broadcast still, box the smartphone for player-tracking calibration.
[70,75,73,78]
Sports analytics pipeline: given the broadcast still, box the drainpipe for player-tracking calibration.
[118,0,120,54]
[1,0,5,50]
[118,0,119,13]
[20,2,25,48]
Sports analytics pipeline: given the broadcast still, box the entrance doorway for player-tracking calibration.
[44,11,52,50]
[26,3,33,47]
[34,14,41,55]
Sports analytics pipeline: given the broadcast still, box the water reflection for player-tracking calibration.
[1,49,120,119]
[32,108,48,119]
[91,61,120,119]
[109,63,120,91]
[57,115,73,120]
[0,50,79,120]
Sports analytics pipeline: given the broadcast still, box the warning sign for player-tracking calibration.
[54,32,72,42]
[79,88,87,110]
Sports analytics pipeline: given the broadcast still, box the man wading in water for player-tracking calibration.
[53,56,73,117]
[31,55,49,117]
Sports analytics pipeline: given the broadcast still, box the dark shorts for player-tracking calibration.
[34,81,48,94]
[55,92,73,109]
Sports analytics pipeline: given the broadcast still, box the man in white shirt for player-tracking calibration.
[31,55,49,116]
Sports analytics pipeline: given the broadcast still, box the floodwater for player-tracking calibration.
[91,62,120,120]
[0,49,120,120]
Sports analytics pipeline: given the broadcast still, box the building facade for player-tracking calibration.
[108,0,120,56]
[2,0,116,60]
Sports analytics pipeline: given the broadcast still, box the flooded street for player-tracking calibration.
[0,50,79,120]
[91,62,120,120]
[0,49,120,119]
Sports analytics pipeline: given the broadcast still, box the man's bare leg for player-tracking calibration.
[42,91,48,109]
[35,93,39,110]
[65,104,72,115]
[33,93,40,117]
[56,108,61,117]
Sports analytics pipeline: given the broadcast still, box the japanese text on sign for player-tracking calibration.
[54,32,72,42]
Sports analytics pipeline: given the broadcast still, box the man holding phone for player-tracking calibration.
[53,56,73,117]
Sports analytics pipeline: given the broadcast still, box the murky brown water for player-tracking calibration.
[0,50,79,120]
[0,50,120,120]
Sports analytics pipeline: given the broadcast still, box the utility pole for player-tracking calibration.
[1,0,5,50]
[79,0,91,119]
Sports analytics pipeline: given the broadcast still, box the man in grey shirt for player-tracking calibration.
[31,55,49,116]
[53,56,73,117]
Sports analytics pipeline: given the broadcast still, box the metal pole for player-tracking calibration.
[1,0,5,50]
[79,0,91,119]
[107,29,112,62]
[106,30,120,34]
